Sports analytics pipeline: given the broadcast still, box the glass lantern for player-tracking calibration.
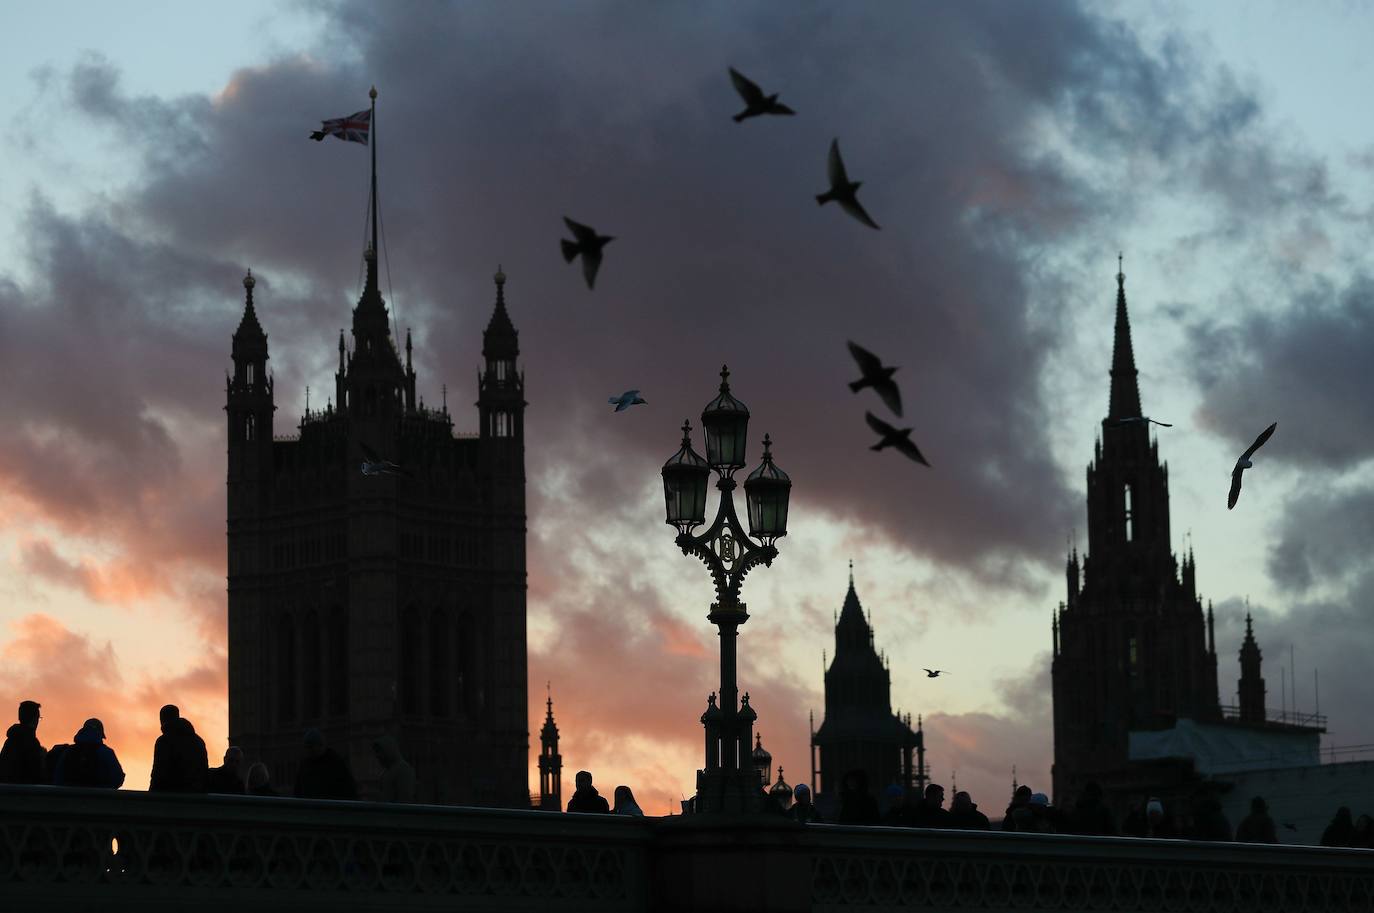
[744,434,791,543]
[701,365,749,474]
[662,420,709,532]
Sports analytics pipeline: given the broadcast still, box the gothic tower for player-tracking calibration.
[1238,614,1266,723]
[811,564,921,805]
[1051,259,1221,806]
[226,256,529,806]
[538,689,562,810]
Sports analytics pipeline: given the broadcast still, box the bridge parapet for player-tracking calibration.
[3,785,1373,912]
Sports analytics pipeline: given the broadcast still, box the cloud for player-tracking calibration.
[1188,273,1374,470]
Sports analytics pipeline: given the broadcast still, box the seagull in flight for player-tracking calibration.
[561,217,614,290]
[728,67,796,122]
[816,139,880,230]
[360,442,408,477]
[865,412,930,467]
[847,341,902,416]
[1110,416,1173,428]
[609,390,647,413]
[923,669,947,678]
[1228,422,1277,510]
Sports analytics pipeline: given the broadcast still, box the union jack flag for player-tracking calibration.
[309,109,370,144]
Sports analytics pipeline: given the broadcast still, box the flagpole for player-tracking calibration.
[369,85,378,253]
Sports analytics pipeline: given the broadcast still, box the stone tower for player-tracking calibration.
[226,251,529,806]
[538,688,562,811]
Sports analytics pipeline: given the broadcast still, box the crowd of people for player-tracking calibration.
[6,701,1373,846]
[0,700,415,802]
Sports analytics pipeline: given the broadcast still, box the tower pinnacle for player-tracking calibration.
[1108,255,1142,420]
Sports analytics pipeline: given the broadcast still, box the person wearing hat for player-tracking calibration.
[949,791,992,830]
[53,719,125,788]
[791,783,822,823]
[0,700,46,784]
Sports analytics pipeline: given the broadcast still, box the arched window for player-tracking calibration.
[247,363,255,386]
[303,610,321,719]
[328,606,348,715]
[430,610,449,717]
[245,414,256,442]
[1123,484,1133,542]
[400,605,421,714]
[278,614,296,722]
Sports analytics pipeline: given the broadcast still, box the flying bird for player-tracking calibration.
[1111,416,1173,427]
[609,390,647,413]
[728,67,796,122]
[1228,422,1277,510]
[816,139,880,230]
[1282,822,1298,832]
[561,217,614,290]
[865,412,930,467]
[847,341,902,416]
[360,442,408,477]
[922,669,947,678]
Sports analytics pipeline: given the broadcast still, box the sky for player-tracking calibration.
[3,0,1374,815]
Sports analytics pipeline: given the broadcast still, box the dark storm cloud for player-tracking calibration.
[1188,273,1374,469]
[48,0,1296,587]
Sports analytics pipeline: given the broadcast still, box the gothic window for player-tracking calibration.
[430,610,449,717]
[278,614,296,723]
[400,605,421,714]
[247,363,255,386]
[494,360,508,382]
[245,414,256,442]
[1123,484,1134,542]
[303,610,321,719]
[328,607,348,716]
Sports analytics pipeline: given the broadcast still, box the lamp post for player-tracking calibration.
[662,366,791,814]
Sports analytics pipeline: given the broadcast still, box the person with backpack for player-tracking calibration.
[53,719,124,788]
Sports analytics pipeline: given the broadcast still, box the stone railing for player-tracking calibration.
[0,785,649,912]
[4,786,1374,913]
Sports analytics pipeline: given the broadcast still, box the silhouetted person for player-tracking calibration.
[1235,796,1278,844]
[53,719,124,788]
[1322,807,1354,847]
[0,700,45,784]
[149,705,208,792]
[1002,785,1033,832]
[1126,798,1176,838]
[372,735,415,803]
[566,770,610,813]
[1187,789,1232,842]
[949,791,991,830]
[791,783,822,823]
[880,784,910,826]
[207,746,245,794]
[838,769,880,825]
[613,785,644,816]
[1066,781,1115,836]
[1024,792,1058,833]
[246,762,278,797]
[911,783,953,829]
[295,729,357,800]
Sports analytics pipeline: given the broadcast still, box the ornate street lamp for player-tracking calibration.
[661,365,791,814]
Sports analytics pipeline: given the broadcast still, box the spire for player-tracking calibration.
[484,265,517,343]
[1107,253,1142,420]
[367,85,379,294]
[541,683,559,742]
[1207,601,1216,655]
[234,270,266,343]
[835,565,871,651]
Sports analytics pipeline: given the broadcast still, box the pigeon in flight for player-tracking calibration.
[865,412,930,467]
[1228,422,1277,510]
[728,67,796,122]
[561,217,614,290]
[816,139,880,230]
[922,669,947,678]
[360,442,408,477]
[1110,416,1173,428]
[609,390,647,413]
[847,341,902,416]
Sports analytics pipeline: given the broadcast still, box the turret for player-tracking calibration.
[226,270,276,517]
[478,266,525,443]
[538,688,563,810]
[1238,613,1266,723]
